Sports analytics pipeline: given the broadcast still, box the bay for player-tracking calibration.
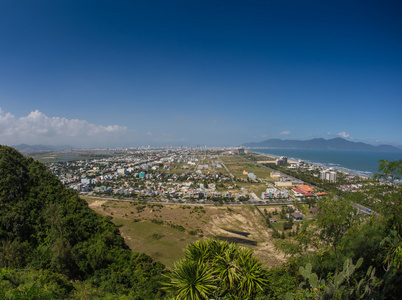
[253,149,402,177]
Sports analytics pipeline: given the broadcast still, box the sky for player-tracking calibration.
[0,0,401,148]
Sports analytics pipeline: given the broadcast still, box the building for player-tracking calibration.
[117,168,128,175]
[261,188,289,199]
[291,212,303,221]
[320,169,337,183]
[298,185,314,193]
[292,185,315,197]
[270,171,281,178]
[275,156,288,165]
[275,181,293,187]
[248,173,257,180]
[81,178,92,185]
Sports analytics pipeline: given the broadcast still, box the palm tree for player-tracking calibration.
[163,239,268,299]
[163,259,216,300]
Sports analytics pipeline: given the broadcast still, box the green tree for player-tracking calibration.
[163,239,268,299]
[315,198,357,267]
[373,159,402,182]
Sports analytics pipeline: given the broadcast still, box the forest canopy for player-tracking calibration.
[0,145,166,299]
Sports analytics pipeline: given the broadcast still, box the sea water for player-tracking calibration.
[254,149,402,177]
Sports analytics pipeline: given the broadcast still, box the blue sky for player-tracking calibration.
[0,0,401,147]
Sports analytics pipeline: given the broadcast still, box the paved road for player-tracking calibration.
[351,202,379,216]
[217,157,235,183]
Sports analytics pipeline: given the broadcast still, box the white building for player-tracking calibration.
[320,169,337,183]
[248,173,257,179]
[261,188,289,199]
[117,168,128,175]
[275,156,288,165]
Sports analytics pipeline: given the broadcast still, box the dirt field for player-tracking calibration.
[85,197,287,268]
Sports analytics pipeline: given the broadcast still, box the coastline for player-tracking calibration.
[251,150,372,179]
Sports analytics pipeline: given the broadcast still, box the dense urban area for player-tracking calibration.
[44,147,393,215]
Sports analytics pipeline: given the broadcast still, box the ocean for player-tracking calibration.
[253,149,402,178]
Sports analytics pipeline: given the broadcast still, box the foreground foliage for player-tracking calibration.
[163,239,269,299]
[0,145,166,298]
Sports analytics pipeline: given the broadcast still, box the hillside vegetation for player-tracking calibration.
[0,145,165,299]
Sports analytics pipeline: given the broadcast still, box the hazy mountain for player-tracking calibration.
[242,138,402,152]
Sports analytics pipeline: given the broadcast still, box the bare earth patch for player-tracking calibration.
[83,196,286,268]
[88,200,107,208]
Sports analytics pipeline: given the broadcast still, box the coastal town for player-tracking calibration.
[43,147,387,218]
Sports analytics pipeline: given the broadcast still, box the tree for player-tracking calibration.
[163,239,268,299]
[374,159,402,182]
[315,198,357,267]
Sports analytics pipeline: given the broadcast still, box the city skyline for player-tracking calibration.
[0,1,401,147]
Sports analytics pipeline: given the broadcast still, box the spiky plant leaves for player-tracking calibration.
[162,260,216,300]
[164,239,269,299]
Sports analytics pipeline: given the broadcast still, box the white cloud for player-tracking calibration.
[0,108,126,147]
[327,131,354,140]
[279,131,291,136]
[337,131,350,139]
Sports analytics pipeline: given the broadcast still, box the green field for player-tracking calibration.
[86,198,289,268]
[220,155,274,180]
[113,219,199,267]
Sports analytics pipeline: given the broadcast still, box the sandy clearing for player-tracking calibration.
[88,200,107,208]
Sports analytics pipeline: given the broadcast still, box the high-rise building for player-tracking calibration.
[320,169,337,183]
[275,156,288,165]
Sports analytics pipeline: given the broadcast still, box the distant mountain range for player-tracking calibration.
[11,144,74,153]
[242,138,402,152]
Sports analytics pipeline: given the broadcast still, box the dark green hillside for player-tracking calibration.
[0,145,165,299]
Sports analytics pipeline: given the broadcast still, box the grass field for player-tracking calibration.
[84,197,289,268]
[220,155,274,180]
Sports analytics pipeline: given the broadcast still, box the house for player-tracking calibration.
[248,173,257,180]
[291,212,303,221]
[270,171,281,178]
[292,188,305,197]
[262,188,289,199]
[269,218,277,223]
[275,181,293,187]
[292,187,314,197]
[298,185,314,193]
